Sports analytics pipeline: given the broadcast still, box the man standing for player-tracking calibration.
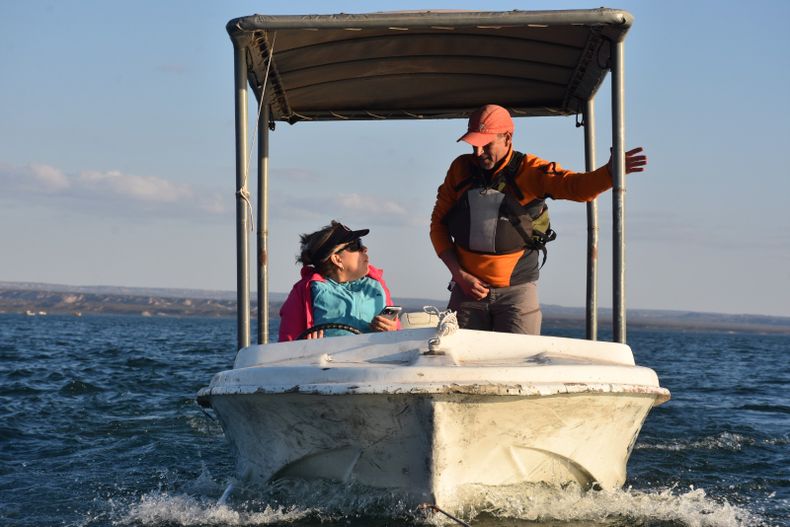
[430,104,646,334]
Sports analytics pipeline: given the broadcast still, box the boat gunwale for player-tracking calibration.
[199,380,670,403]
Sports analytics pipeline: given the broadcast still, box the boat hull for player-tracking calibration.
[208,388,657,508]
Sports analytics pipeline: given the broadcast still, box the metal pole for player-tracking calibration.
[611,40,627,344]
[584,98,598,341]
[233,41,251,351]
[257,104,270,344]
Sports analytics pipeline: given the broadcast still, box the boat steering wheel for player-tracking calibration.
[297,323,361,340]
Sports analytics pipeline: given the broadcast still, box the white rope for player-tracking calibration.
[235,187,253,228]
[425,306,458,353]
[238,31,277,232]
[435,310,458,337]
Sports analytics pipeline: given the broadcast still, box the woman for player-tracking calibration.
[278,220,399,341]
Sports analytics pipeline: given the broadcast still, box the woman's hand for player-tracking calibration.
[370,315,399,332]
[304,329,325,339]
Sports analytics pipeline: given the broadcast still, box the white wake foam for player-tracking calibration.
[458,484,763,527]
[121,493,312,526]
[115,482,767,527]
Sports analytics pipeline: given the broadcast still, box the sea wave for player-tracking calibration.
[461,483,763,527]
[121,493,313,526]
[635,431,763,452]
[112,481,766,527]
[738,403,790,415]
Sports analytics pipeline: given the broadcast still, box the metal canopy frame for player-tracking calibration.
[227,9,632,349]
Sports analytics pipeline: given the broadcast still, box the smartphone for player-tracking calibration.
[378,305,402,320]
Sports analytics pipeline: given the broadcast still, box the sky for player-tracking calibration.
[2,0,789,318]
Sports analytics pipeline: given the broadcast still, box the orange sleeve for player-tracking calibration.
[519,154,612,203]
[430,156,467,256]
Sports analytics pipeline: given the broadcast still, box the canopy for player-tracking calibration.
[227,8,634,348]
[226,9,633,123]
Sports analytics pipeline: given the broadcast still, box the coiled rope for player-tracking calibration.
[426,307,458,353]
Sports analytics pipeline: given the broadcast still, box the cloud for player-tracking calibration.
[0,162,71,193]
[30,163,71,191]
[77,170,193,203]
[198,192,225,215]
[267,167,418,225]
[0,161,227,218]
[274,191,416,227]
[336,193,408,216]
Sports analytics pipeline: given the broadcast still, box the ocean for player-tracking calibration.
[1,313,787,526]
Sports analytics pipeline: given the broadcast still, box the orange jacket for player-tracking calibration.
[430,149,612,287]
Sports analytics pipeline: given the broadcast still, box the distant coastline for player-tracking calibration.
[2,281,790,335]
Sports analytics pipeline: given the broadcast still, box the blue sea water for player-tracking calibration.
[0,313,787,526]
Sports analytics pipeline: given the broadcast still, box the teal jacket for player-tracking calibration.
[278,264,394,341]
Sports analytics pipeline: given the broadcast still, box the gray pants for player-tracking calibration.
[448,281,542,335]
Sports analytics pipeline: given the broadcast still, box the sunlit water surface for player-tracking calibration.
[1,314,787,526]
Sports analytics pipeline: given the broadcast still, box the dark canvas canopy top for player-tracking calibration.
[226,9,635,347]
[227,9,633,123]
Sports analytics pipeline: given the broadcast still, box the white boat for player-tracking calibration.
[198,8,670,511]
[199,317,668,508]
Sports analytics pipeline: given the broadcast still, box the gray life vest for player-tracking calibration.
[444,151,557,257]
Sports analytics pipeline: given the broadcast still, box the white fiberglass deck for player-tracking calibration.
[204,328,669,400]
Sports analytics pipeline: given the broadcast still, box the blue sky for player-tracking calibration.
[2,0,789,317]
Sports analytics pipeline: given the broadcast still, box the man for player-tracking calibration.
[430,104,646,334]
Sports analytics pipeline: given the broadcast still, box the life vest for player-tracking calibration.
[443,151,557,258]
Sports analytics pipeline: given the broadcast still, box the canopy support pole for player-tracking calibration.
[611,40,627,343]
[233,41,250,351]
[257,105,270,344]
[584,98,599,341]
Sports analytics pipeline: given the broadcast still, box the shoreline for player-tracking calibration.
[3,283,790,336]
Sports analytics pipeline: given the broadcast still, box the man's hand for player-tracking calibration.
[370,315,399,332]
[608,146,647,174]
[438,249,490,301]
[454,268,490,300]
[625,147,647,173]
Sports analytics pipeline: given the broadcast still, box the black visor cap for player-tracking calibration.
[311,223,369,263]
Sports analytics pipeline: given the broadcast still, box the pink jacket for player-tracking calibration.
[278,264,395,342]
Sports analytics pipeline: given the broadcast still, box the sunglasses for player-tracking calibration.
[335,238,365,254]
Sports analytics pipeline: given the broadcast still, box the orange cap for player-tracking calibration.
[457,104,514,147]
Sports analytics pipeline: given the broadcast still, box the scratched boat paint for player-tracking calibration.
[198,322,670,511]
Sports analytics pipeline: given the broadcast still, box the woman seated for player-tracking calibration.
[278,220,399,341]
